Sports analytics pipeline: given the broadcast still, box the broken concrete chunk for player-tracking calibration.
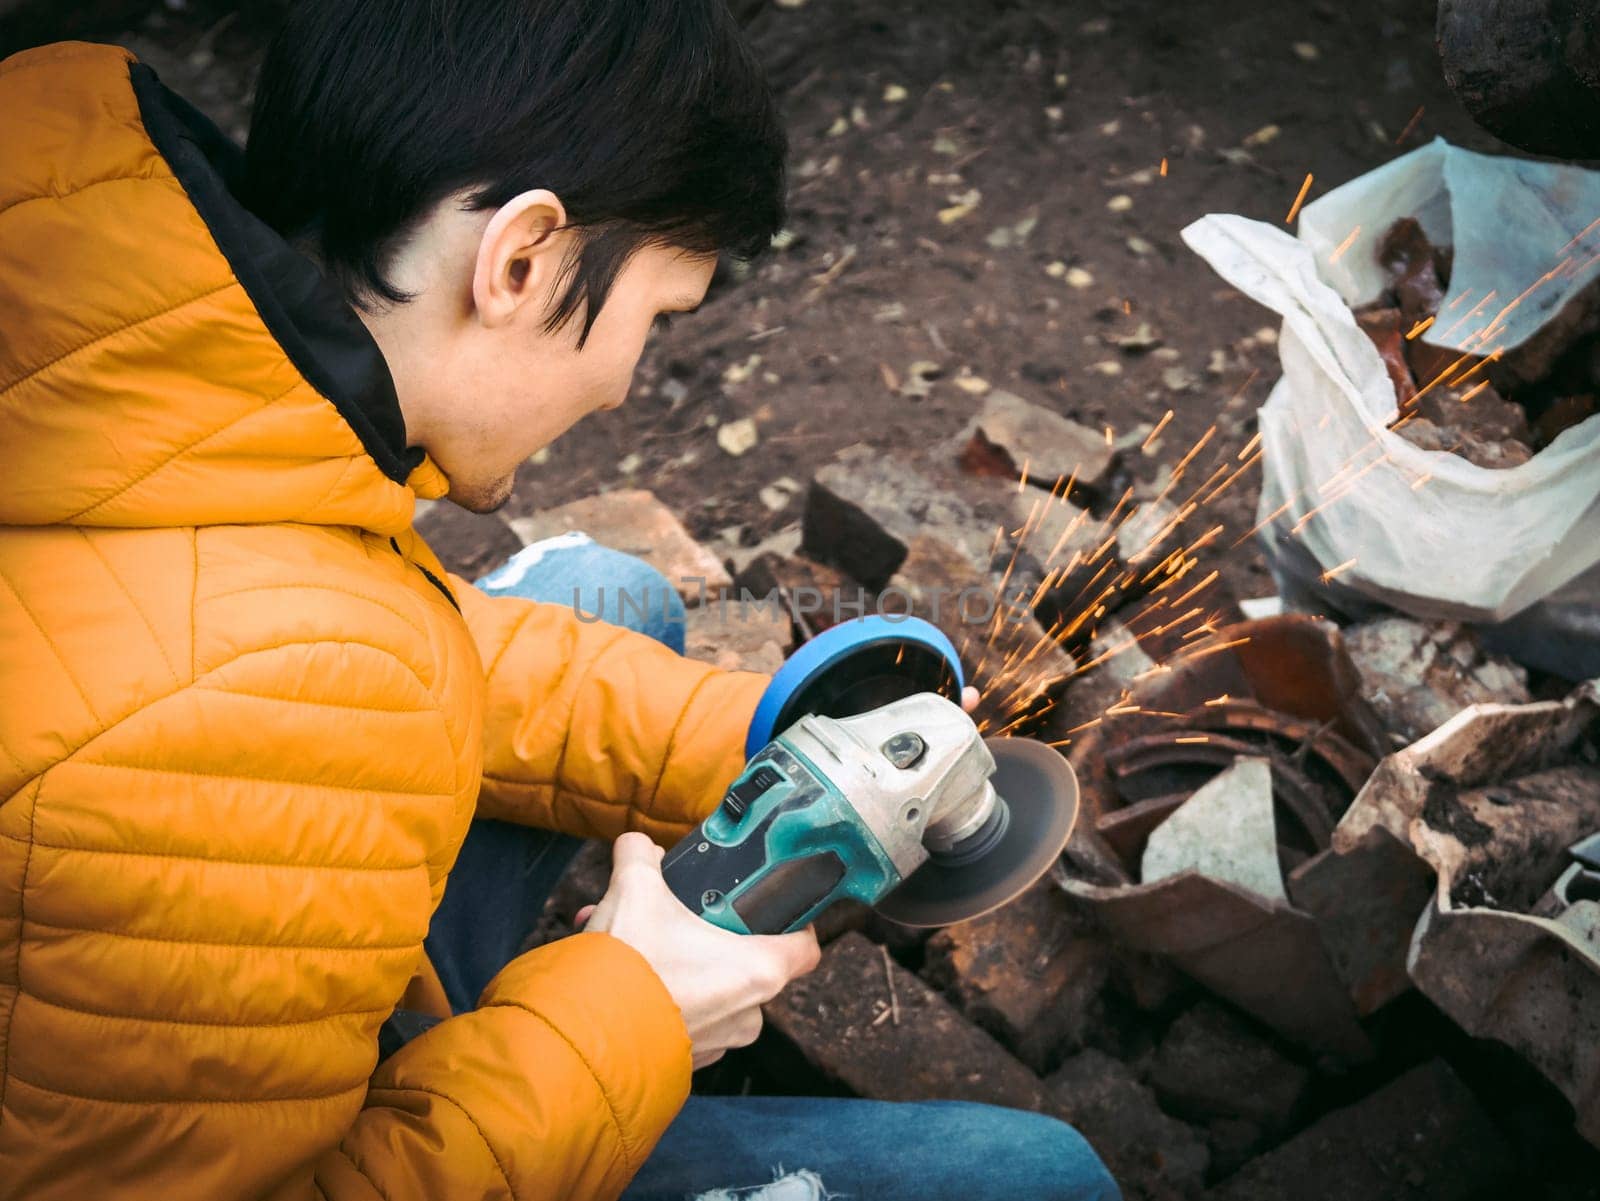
[1204,1061,1513,1201]
[1012,490,1098,575]
[958,390,1116,496]
[1088,617,1158,687]
[1344,616,1531,745]
[1150,1001,1311,1133]
[1047,1048,1211,1199]
[922,881,1113,1073]
[764,931,1057,1115]
[802,445,1005,588]
[509,489,732,605]
[1142,758,1287,903]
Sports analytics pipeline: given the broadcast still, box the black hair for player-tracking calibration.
[242,0,785,346]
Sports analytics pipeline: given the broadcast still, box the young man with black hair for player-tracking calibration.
[0,3,1118,1198]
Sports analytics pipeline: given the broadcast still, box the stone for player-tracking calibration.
[1012,491,1099,579]
[713,523,803,580]
[1204,1061,1514,1201]
[1048,1048,1211,1199]
[683,599,794,675]
[1142,758,1287,902]
[509,490,732,605]
[415,503,525,581]
[1115,498,1181,569]
[764,932,1058,1115]
[1088,618,1158,687]
[802,445,1008,588]
[734,551,861,636]
[922,881,1114,1073]
[958,390,1116,496]
[1149,1001,1311,1132]
[1344,616,1531,745]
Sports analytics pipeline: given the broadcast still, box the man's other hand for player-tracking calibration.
[578,833,821,1068]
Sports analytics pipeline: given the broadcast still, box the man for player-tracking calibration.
[0,3,1117,1198]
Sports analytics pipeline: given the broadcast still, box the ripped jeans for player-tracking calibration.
[402,534,1121,1201]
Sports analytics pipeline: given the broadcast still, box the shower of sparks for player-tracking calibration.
[974,221,1598,735]
[1285,174,1314,225]
[1160,157,1169,177]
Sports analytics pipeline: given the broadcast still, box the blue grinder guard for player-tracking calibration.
[744,614,964,759]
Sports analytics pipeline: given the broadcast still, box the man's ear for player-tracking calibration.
[471,189,572,330]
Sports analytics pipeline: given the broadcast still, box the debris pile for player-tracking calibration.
[1354,218,1599,468]
[441,379,1600,1198]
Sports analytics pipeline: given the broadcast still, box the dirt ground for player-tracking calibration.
[54,0,1507,602]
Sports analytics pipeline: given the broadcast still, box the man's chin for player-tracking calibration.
[446,475,516,514]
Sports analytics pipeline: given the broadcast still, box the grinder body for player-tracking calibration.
[662,693,997,935]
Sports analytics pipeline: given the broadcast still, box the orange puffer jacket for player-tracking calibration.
[0,42,768,1201]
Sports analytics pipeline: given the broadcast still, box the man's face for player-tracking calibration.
[425,243,716,512]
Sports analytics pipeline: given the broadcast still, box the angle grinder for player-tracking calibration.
[662,616,1080,934]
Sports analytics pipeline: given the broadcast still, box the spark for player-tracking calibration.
[1160,157,1169,177]
[1237,431,1263,460]
[1175,636,1252,663]
[1394,105,1425,144]
[1436,289,1498,343]
[1168,569,1220,610]
[1200,448,1263,506]
[1560,214,1600,255]
[1458,380,1489,403]
[1104,426,1114,446]
[1144,410,1174,449]
[1405,316,1435,340]
[1409,471,1434,491]
[1204,694,1230,706]
[1175,735,1212,745]
[1328,226,1361,263]
[1018,458,1031,490]
[1285,173,1314,225]
[1170,425,1218,478]
[1320,557,1358,585]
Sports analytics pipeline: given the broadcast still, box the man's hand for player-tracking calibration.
[577,689,975,1066]
[578,833,821,1068]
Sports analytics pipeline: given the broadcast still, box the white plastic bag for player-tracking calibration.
[1182,139,1600,676]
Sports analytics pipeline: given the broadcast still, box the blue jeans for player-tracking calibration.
[407,532,1119,1201]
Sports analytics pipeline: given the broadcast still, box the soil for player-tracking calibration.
[54,0,1508,602]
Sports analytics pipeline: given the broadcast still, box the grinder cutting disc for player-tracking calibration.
[874,737,1080,927]
[745,615,964,759]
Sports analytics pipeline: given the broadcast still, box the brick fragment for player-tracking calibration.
[1204,1061,1513,1201]
[1048,1047,1211,1200]
[764,931,1057,1115]
[922,880,1112,1073]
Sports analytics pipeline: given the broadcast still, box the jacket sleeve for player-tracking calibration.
[314,932,691,1201]
[448,572,770,845]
